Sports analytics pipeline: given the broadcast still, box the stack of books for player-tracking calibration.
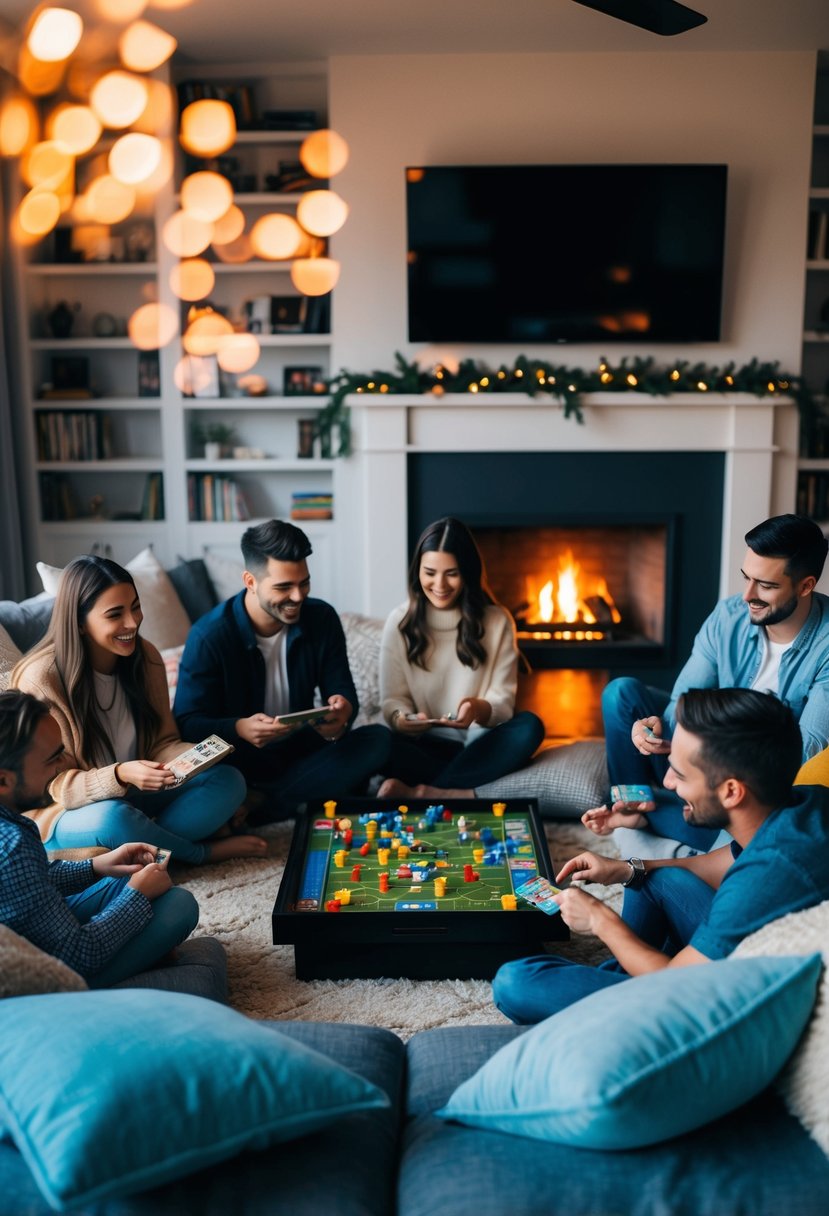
[187,474,251,522]
[291,491,333,521]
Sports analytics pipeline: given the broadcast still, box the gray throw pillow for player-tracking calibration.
[0,925,88,998]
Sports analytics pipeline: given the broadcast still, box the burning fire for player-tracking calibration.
[522,550,621,642]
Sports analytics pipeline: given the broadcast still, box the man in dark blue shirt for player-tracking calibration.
[493,686,829,1024]
[0,690,197,985]
[174,520,389,819]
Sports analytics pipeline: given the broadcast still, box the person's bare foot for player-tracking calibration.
[581,804,648,835]
[376,778,473,800]
[206,834,268,862]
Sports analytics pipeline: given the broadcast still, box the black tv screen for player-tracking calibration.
[406,164,728,344]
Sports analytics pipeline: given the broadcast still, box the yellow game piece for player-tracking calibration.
[434,877,447,897]
[472,847,484,864]
[377,847,390,865]
[398,804,409,814]
[324,800,337,819]
[391,837,402,849]
[397,844,410,860]
[334,888,351,905]
[492,802,506,817]
[333,850,347,868]
[501,894,517,911]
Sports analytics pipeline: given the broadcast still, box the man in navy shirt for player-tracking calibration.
[493,686,829,1024]
[0,690,197,985]
[174,520,389,819]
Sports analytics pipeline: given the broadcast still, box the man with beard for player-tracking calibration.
[583,514,829,851]
[492,687,829,1024]
[0,689,198,984]
[174,519,390,819]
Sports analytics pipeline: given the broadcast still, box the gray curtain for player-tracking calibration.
[0,157,28,600]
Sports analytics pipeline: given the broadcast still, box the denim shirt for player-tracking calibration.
[665,592,829,761]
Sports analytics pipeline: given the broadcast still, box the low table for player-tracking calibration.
[272,796,568,980]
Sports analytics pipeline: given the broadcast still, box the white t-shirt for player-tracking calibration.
[94,671,137,763]
[257,627,290,717]
[751,630,792,695]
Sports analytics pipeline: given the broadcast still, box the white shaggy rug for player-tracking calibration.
[176,820,621,1040]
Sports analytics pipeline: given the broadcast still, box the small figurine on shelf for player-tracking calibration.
[89,494,106,520]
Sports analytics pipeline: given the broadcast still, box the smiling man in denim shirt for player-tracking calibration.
[583,514,829,852]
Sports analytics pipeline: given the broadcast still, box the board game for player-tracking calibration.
[272,797,568,979]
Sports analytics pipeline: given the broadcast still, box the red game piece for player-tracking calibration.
[463,864,474,882]
[325,899,342,912]
[442,810,452,821]
[344,830,353,847]
[351,864,363,881]
[359,842,370,856]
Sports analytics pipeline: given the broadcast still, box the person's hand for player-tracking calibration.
[582,794,655,837]
[454,697,492,728]
[393,711,434,735]
[557,851,631,887]
[235,714,293,748]
[92,842,157,877]
[631,716,671,755]
[115,760,177,791]
[553,886,612,936]
[314,695,352,740]
[127,863,172,900]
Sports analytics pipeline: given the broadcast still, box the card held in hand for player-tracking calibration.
[166,735,235,785]
[514,875,563,915]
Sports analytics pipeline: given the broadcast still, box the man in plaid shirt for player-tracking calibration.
[0,690,198,986]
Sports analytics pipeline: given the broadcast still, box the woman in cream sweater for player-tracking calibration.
[377,517,544,799]
[12,555,266,864]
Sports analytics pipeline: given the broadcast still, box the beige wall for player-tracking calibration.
[329,51,815,375]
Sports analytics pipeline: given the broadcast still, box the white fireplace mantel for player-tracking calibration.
[335,393,799,616]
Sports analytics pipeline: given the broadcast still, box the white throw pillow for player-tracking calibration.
[37,548,191,651]
[733,899,829,1158]
[0,622,22,691]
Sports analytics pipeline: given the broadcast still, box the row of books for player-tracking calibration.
[796,472,829,521]
[140,472,164,521]
[188,474,252,522]
[290,491,333,521]
[36,411,112,462]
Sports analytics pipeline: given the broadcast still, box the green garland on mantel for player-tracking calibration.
[315,353,812,457]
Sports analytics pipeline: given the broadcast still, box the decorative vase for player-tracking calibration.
[47,300,78,339]
[204,442,222,460]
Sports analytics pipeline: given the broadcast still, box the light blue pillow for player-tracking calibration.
[439,954,822,1149]
[0,990,389,1210]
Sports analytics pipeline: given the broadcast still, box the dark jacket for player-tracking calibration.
[173,592,358,773]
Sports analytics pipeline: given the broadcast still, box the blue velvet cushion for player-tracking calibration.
[437,954,822,1150]
[0,991,389,1211]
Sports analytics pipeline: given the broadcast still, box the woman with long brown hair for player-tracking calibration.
[377,517,544,799]
[12,555,266,863]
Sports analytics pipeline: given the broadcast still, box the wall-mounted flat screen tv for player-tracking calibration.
[406,164,728,343]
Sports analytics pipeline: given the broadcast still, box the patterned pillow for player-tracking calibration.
[160,644,185,708]
[340,612,383,726]
[0,622,22,692]
[477,739,608,819]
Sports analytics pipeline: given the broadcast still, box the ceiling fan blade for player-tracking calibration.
[571,0,708,36]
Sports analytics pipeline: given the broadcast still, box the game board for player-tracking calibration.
[273,798,568,979]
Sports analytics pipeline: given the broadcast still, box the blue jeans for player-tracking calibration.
[66,876,199,988]
[47,765,247,865]
[602,677,719,852]
[492,867,716,1024]
[248,724,391,821]
[382,712,545,789]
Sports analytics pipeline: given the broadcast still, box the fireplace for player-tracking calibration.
[473,521,671,667]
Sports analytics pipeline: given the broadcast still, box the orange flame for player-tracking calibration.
[531,550,619,626]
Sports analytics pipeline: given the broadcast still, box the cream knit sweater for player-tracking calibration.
[380,602,518,731]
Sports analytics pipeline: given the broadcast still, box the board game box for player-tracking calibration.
[272,797,568,979]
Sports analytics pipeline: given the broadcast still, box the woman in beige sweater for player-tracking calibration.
[377,517,544,799]
[12,555,266,864]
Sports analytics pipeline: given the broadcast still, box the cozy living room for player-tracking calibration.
[1,2,829,1214]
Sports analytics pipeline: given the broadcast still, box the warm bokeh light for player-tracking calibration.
[28,8,84,62]
[299,129,349,179]
[85,174,136,223]
[211,203,245,246]
[21,141,73,189]
[217,332,261,374]
[162,209,212,257]
[179,99,236,157]
[250,213,303,260]
[169,258,215,301]
[119,20,177,71]
[17,189,62,237]
[90,71,148,128]
[296,189,349,237]
[181,171,233,223]
[0,96,39,157]
[128,301,178,349]
[108,132,162,184]
[212,232,252,263]
[95,0,148,20]
[17,46,66,97]
[48,104,101,155]
[174,354,217,395]
[134,138,174,194]
[148,0,192,8]
[290,257,341,296]
[182,309,235,356]
[131,78,174,135]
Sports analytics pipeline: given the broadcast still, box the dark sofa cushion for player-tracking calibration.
[0,1022,405,1216]
[111,936,229,1003]
[167,557,219,624]
[399,1026,829,1216]
[0,595,54,652]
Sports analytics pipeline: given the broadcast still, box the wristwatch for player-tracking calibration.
[622,856,646,890]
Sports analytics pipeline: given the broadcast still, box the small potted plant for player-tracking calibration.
[192,421,238,460]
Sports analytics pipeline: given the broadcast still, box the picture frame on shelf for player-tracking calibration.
[284,365,324,397]
[178,354,220,398]
[137,351,161,398]
[271,296,307,333]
